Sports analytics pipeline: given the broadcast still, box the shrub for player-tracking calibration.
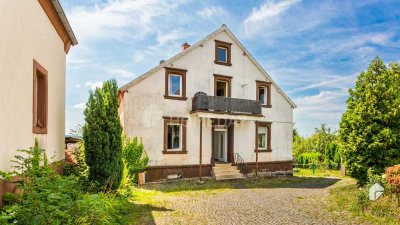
[122,136,149,183]
[83,79,123,191]
[295,152,321,167]
[385,165,400,194]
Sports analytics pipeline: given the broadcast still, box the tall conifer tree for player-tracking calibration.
[83,79,123,190]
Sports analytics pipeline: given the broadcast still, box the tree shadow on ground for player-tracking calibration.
[140,176,342,193]
[129,203,173,225]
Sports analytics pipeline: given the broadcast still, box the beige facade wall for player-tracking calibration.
[0,1,66,171]
[122,30,293,166]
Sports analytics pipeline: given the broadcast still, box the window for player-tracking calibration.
[164,67,187,100]
[163,117,187,154]
[33,60,48,134]
[217,47,227,63]
[214,40,232,66]
[257,126,267,149]
[169,74,181,96]
[214,74,232,97]
[167,124,181,149]
[256,81,272,108]
[255,122,271,152]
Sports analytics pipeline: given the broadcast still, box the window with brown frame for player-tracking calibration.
[163,116,187,154]
[214,40,232,66]
[213,74,232,97]
[255,122,271,152]
[256,80,272,108]
[33,60,48,134]
[164,67,187,100]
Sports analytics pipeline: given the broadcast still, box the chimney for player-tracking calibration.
[182,42,190,51]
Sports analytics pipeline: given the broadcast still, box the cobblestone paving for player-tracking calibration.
[148,179,359,225]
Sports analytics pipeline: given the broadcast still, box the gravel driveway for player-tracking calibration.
[141,177,358,225]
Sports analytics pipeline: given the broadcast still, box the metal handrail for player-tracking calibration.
[234,153,249,175]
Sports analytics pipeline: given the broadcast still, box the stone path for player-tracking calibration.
[145,179,359,225]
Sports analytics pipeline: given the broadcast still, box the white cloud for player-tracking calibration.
[75,84,81,88]
[73,102,86,110]
[66,0,190,43]
[196,6,227,18]
[287,74,358,94]
[85,81,103,90]
[108,68,135,79]
[243,0,302,36]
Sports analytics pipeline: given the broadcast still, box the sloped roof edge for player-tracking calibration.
[120,24,296,108]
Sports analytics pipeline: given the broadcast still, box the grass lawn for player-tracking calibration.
[327,178,400,225]
[294,168,342,177]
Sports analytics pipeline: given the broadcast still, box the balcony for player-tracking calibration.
[192,94,262,116]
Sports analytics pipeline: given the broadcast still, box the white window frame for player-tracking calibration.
[259,86,267,105]
[257,126,267,150]
[167,123,182,151]
[168,74,182,97]
[217,47,228,63]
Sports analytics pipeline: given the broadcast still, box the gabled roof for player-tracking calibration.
[120,25,296,108]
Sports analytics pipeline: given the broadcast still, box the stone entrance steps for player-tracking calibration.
[212,163,245,180]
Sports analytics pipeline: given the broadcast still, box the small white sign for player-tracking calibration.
[369,183,384,201]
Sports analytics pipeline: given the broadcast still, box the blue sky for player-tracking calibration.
[62,0,400,136]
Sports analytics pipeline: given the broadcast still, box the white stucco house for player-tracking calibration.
[0,0,77,175]
[119,25,295,182]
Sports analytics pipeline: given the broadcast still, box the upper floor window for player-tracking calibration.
[164,67,187,100]
[33,60,48,134]
[214,40,232,66]
[163,116,187,154]
[256,80,272,108]
[214,74,232,97]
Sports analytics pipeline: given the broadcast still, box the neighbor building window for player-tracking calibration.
[256,81,272,108]
[214,40,232,66]
[214,74,232,97]
[255,122,271,152]
[33,60,48,134]
[163,117,187,154]
[164,67,187,100]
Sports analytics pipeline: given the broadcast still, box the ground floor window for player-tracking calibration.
[163,116,187,154]
[256,122,272,152]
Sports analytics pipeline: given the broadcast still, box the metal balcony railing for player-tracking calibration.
[192,95,262,115]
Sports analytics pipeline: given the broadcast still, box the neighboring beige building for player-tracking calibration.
[0,0,77,172]
[120,25,296,182]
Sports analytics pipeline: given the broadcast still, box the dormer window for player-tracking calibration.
[214,40,232,66]
[164,67,187,100]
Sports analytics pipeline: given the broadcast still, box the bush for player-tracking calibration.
[295,152,321,167]
[122,136,149,183]
[385,165,400,194]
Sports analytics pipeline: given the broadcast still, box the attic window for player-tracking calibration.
[256,80,272,108]
[164,67,187,101]
[214,40,232,66]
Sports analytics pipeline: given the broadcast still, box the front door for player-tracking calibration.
[214,130,227,162]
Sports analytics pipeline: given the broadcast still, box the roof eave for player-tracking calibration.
[51,0,78,45]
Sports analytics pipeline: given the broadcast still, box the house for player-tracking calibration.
[119,25,295,182]
[0,0,77,173]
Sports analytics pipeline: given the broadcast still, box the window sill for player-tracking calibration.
[164,95,188,101]
[261,105,272,108]
[254,149,272,153]
[214,61,232,66]
[33,126,47,134]
[162,150,188,154]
